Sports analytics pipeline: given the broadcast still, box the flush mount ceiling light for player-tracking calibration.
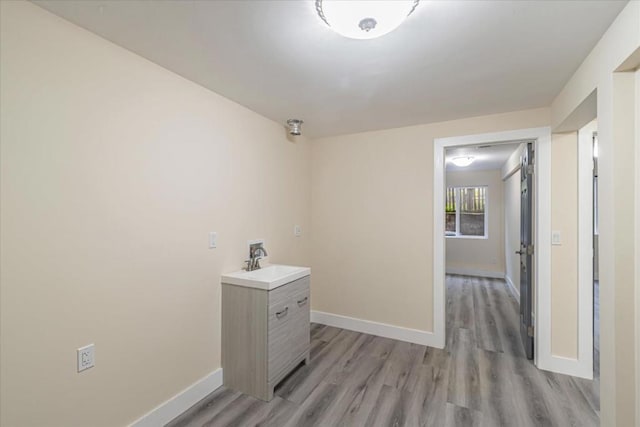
[315,0,420,40]
[451,156,475,167]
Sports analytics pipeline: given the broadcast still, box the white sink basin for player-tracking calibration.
[221,264,310,290]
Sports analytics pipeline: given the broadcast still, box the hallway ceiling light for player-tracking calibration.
[451,156,475,167]
[315,0,420,40]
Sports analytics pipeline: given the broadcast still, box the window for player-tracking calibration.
[445,186,488,238]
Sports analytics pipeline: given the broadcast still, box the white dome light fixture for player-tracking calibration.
[315,0,420,40]
[451,156,475,167]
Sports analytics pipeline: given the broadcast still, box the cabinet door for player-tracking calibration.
[267,276,310,381]
[289,286,311,360]
[268,296,293,381]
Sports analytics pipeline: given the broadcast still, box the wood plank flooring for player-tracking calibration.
[167,275,599,427]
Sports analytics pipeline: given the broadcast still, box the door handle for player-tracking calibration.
[515,250,524,255]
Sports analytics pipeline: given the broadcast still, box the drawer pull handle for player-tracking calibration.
[297,297,308,306]
[276,307,288,318]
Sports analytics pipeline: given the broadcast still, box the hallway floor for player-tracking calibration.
[168,275,599,426]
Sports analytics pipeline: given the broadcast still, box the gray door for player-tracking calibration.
[518,142,534,360]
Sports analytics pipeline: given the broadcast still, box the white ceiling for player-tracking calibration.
[446,142,522,172]
[34,0,627,138]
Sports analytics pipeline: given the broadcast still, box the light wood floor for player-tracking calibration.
[167,275,599,426]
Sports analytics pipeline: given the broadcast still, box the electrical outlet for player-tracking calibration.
[209,232,218,249]
[77,344,95,372]
[294,225,302,237]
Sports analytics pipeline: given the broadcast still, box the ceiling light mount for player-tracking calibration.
[287,119,304,136]
[315,0,420,40]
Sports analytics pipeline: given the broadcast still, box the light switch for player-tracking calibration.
[552,231,562,245]
[209,232,218,249]
[294,225,302,237]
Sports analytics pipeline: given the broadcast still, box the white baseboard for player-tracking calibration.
[505,275,520,299]
[311,310,441,348]
[445,267,505,279]
[130,368,223,427]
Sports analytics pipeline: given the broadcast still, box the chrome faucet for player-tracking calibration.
[245,243,268,271]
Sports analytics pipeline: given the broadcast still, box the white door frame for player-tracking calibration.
[433,127,551,368]
[575,120,597,379]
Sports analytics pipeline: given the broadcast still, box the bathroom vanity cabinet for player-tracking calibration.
[221,273,310,401]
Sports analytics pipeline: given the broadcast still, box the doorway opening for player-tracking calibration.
[576,117,600,409]
[443,141,534,359]
[433,127,552,366]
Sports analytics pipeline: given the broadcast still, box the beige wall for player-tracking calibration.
[0,2,311,426]
[445,170,505,275]
[551,2,640,424]
[311,108,549,332]
[611,70,638,427]
[3,0,638,425]
[550,133,579,359]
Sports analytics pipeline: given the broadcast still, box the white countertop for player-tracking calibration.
[221,264,310,290]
